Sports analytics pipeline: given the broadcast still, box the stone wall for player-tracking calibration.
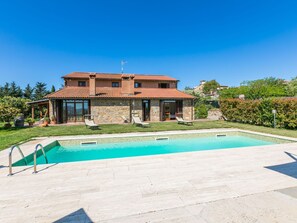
[150,99,160,121]
[183,99,194,120]
[131,99,143,121]
[91,99,130,124]
[207,109,223,120]
[49,100,54,118]
[89,98,193,123]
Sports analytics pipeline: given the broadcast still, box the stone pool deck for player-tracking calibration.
[1,129,297,222]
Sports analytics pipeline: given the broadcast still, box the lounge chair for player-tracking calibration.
[85,118,99,129]
[121,116,129,123]
[176,117,193,125]
[132,116,150,127]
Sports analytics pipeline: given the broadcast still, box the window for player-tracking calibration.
[62,99,90,123]
[158,83,170,88]
[78,81,86,87]
[134,82,142,88]
[112,82,120,87]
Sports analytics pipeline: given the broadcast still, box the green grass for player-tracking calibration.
[0,121,296,151]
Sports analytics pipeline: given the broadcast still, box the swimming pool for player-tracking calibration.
[13,131,293,166]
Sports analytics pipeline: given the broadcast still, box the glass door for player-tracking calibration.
[61,100,90,123]
[66,100,75,122]
[75,100,83,122]
[142,100,150,121]
[160,100,177,121]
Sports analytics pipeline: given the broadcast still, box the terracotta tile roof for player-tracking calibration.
[46,87,194,99]
[63,72,177,81]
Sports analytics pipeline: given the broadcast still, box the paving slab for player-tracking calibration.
[1,129,297,222]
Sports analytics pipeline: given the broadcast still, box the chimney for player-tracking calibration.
[121,74,135,95]
[89,74,96,96]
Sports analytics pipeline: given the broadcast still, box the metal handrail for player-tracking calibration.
[33,144,48,174]
[8,145,28,176]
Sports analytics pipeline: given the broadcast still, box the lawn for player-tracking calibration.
[0,120,297,151]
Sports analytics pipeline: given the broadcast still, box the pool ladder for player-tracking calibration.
[8,144,49,176]
[33,144,49,174]
[8,145,28,176]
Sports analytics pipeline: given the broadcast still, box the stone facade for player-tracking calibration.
[131,99,143,121]
[90,98,193,123]
[49,100,54,118]
[183,99,194,120]
[150,100,160,122]
[91,99,130,124]
[207,109,223,120]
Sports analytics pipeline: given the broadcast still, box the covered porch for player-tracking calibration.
[50,99,91,124]
[27,99,50,120]
[160,99,183,121]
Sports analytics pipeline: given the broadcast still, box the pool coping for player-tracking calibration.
[22,128,297,157]
[38,128,297,145]
[3,128,297,169]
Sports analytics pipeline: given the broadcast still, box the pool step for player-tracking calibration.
[80,141,97,146]
[155,137,169,141]
[216,134,227,137]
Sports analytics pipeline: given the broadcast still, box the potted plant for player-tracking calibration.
[44,117,50,126]
[51,115,57,125]
[26,117,35,127]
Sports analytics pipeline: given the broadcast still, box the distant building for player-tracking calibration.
[193,80,228,98]
[193,80,206,94]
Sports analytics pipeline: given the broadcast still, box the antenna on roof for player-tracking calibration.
[121,60,127,74]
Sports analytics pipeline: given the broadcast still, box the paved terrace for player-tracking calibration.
[1,129,297,222]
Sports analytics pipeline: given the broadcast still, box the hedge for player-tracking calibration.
[220,98,297,129]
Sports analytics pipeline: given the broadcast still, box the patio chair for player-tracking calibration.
[176,117,193,126]
[84,115,99,129]
[132,116,150,127]
[121,116,129,123]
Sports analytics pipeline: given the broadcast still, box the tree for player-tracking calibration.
[220,86,248,99]
[0,96,30,116]
[286,77,297,96]
[9,81,23,97]
[50,85,56,93]
[34,82,48,100]
[220,77,287,100]
[242,77,287,99]
[23,84,34,100]
[0,104,20,124]
[184,86,194,91]
[0,82,11,97]
[203,80,220,94]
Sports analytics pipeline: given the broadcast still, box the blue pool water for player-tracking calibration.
[19,135,276,165]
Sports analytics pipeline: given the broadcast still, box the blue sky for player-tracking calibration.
[0,0,297,89]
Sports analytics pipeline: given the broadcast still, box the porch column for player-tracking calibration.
[39,105,42,118]
[31,106,35,119]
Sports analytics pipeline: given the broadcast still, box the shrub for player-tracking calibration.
[195,104,209,119]
[25,117,35,124]
[0,104,20,123]
[0,96,30,116]
[220,98,297,129]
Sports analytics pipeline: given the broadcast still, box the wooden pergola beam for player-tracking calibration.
[31,106,35,119]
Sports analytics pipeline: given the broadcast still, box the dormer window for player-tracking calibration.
[78,81,86,87]
[112,82,120,88]
[134,82,142,88]
[158,83,170,88]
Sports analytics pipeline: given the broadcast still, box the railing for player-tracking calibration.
[8,145,28,176]
[33,144,48,174]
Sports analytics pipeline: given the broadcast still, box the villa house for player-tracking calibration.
[45,72,194,124]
